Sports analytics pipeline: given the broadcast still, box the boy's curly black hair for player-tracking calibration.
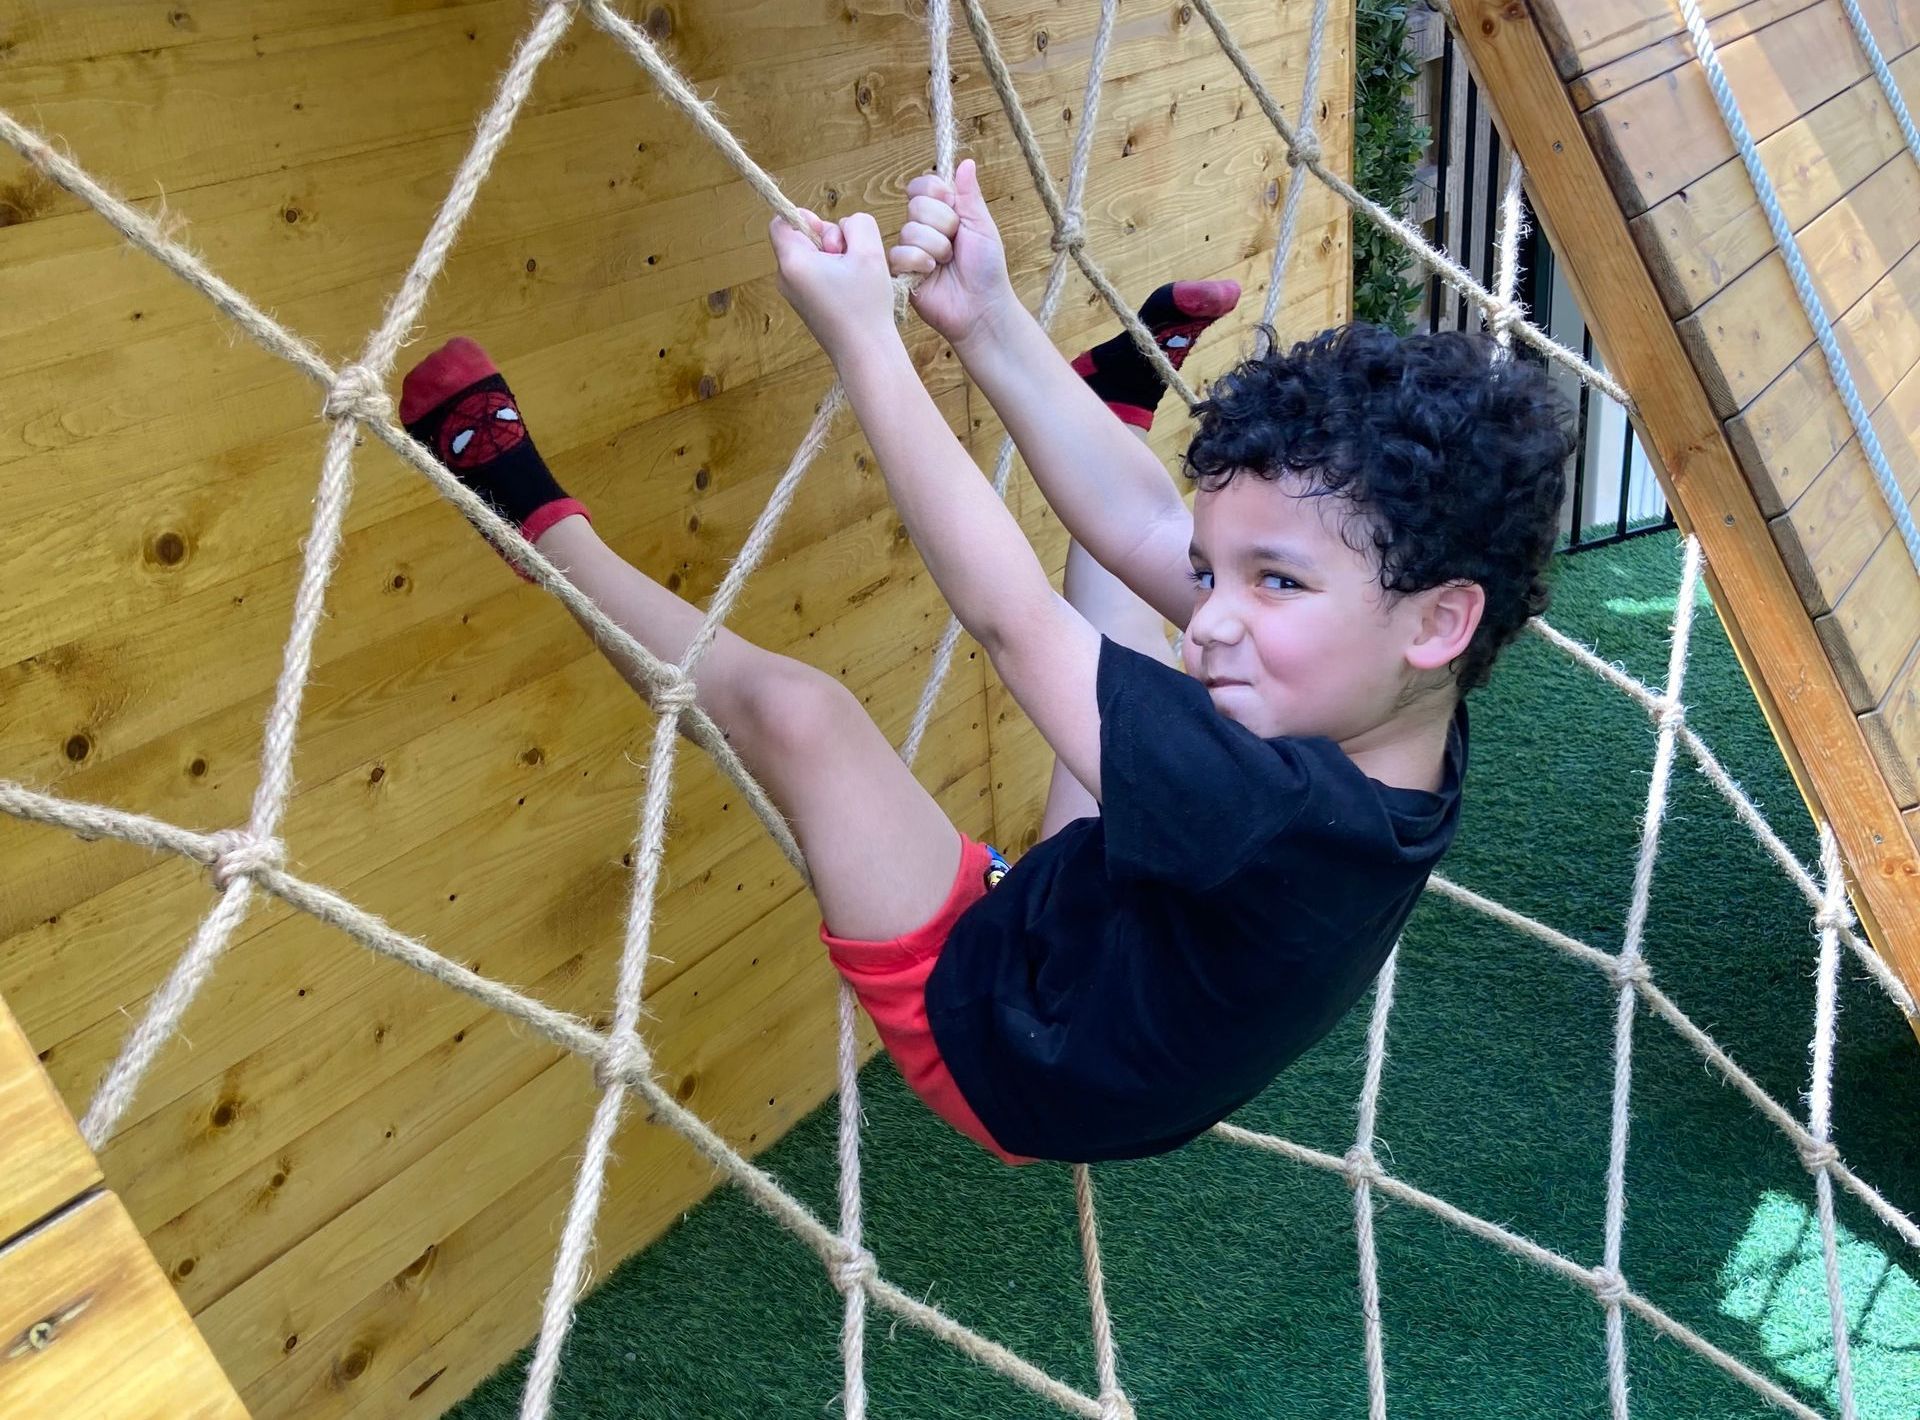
[1182,322,1577,693]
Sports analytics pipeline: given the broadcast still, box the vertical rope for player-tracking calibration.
[900,0,1118,765]
[1674,0,1920,576]
[827,1,970,1409]
[1598,533,1706,1417]
[1351,948,1400,1420]
[1807,825,1860,1420]
[1259,0,1332,329]
[1074,1165,1131,1418]
[1490,158,1527,352]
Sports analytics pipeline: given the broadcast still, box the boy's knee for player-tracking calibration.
[737,657,860,760]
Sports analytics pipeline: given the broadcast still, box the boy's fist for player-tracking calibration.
[888,158,1016,350]
[769,209,898,362]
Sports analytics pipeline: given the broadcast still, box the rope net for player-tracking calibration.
[0,1,1915,1416]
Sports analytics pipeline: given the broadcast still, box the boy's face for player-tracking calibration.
[1182,473,1466,745]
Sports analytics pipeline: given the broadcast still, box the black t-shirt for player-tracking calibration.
[925,638,1466,1163]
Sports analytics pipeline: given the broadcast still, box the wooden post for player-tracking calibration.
[1451,0,1920,1017]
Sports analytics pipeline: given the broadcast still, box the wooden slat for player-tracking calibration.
[1675,156,1920,420]
[1535,0,1759,77]
[1454,0,1920,1015]
[0,1191,246,1420]
[1628,48,1920,318]
[1580,0,1920,216]
[0,994,98,1246]
[1571,0,1816,111]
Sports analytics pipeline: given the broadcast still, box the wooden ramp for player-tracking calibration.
[1455,0,1920,1009]
[0,992,245,1419]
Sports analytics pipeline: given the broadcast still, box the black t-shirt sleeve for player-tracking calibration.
[1096,638,1316,891]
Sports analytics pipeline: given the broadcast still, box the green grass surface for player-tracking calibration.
[451,533,1920,1418]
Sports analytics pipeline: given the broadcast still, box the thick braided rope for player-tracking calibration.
[1837,0,1920,168]
[1675,0,1920,577]
[2,2,1918,1416]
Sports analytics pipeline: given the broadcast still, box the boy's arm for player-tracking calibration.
[839,336,1105,801]
[956,299,1198,629]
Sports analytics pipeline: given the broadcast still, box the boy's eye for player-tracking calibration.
[1188,568,1213,590]
[1260,572,1302,591]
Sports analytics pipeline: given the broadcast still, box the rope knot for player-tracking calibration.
[208,830,284,890]
[1286,130,1322,167]
[1098,1394,1138,1420]
[1050,216,1087,253]
[594,1029,652,1091]
[1342,1145,1384,1186]
[323,363,395,424]
[1590,1267,1629,1306]
[1813,904,1854,936]
[1485,298,1522,336]
[1656,697,1686,734]
[829,1243,878,1295]
[653,674,698,717]
[1797,1136,1840,1173]
[1608,952,1652,990]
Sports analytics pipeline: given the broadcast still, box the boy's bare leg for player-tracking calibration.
[1039,280,1238,839]
[1040,432,1177,839]
[535,516,962,943]
[401,338,960,944]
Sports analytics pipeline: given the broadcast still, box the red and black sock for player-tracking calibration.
[400,337,588,547]
[1069,280,1242,429]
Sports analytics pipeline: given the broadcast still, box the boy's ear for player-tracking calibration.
[1404,580,1485,673]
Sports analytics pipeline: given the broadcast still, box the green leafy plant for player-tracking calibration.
[1352,1,1428,332]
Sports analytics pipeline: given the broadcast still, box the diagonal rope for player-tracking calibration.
[1188,0,1629,404]
[1675,0,1920,577]
[75,0,582,1149]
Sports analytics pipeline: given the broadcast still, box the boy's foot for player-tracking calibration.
[400,337,589,553]
[1070,279,1241,430]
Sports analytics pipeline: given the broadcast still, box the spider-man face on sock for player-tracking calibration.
[438,386,528,470]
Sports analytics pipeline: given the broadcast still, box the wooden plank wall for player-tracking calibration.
[0,2,1352,1414]
[0,993,245,1419]
[1453,0,1920,1006]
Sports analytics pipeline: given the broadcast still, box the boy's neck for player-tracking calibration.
[1336,700,1460,794]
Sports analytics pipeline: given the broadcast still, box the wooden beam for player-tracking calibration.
[1451,0,1920,1014]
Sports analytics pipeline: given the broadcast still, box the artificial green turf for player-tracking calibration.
[451,532,1920,1418]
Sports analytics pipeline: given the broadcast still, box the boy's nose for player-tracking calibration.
[1188,593,1245,648]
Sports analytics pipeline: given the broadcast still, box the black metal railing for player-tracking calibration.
[1418,22,1675,555]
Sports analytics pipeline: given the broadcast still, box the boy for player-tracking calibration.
[398,158,1573,1165]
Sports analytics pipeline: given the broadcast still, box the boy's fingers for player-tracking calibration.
[905,172,956,205]
[889,244,937,277]
[841,211,884,255]
[952,157,991,223]
[906,194,959,239]
[900,220,953,265]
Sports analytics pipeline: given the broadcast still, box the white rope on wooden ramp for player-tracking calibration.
[0,1,1916,1416]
